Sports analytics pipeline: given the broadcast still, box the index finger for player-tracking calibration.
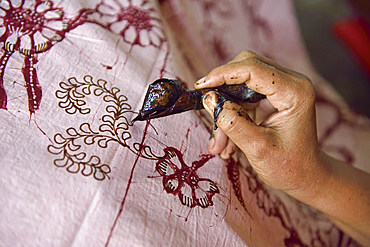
[195,57,315,112]
[194,50,309,87]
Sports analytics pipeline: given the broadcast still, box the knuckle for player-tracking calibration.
[239,50,257,59]
[231,50,259,63]
[244,57,261,68]
[296,76,316,105]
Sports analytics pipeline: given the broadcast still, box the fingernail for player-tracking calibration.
[208,137,215,150]
[195,76,207,85]
[203,93,216,112]
[220,147,235,160]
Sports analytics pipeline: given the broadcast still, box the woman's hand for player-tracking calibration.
[194,50,370,246]
[194,50,326,197]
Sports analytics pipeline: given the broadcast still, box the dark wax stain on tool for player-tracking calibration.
[132,78,265,128]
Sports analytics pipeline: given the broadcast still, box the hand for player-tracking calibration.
[194,50,326,195]
[194,51,370,246]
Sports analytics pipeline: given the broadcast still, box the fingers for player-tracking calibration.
[203,91,264,157]
[195,50,315,113]
[204,91,239,158]
[208,127,229,155]
[194,50,323,197]
[194,57,262,88]
[229,50,310,80]
[219,138,237,160]
[209,128,237,159]
[213,101,263,150]
[204,91,230,155]
[194,50,309,88]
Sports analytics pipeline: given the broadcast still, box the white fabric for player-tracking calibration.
[0,0,368,246]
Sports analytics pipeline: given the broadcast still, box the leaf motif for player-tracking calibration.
[102,115,115,125]
[55,90,68,98]
[81,164,93,176]
[79,108,91,114]
[54,133,67,144]
[117,115,130,122]
[81,85,92,95]
[68,77,80,86]
[66,127,78,136]
[99,164,111,174]
[119,102,131,110]
[59,81,72,90]
[67,141,81,152]
[116,124,129,132]
[71,89,85,99]
[58,100,72,109]
[106,105,118,114]
[111,87,120,95]
[80,123,96,134]
[98,137,111,148]
[74,152,86,160]
[75,99,87,107]
[66,106,78,114]
[67,162,80,173]
[120,131,131,141]
[94,88,105,96]
[89,156,100,165]
[54,157,70,168]
[94,169,106,181]
[84,135,96,145]
[103,94,117,104]
[83,75,93,84]
[47,144,64,154]
[117,95,128,102]
[96,79,107,89]
[99,124,115,135]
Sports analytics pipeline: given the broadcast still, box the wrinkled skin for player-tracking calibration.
[194,50,370,246]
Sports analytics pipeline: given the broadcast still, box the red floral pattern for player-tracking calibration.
[0,0,164,114]
[156,147,219,208]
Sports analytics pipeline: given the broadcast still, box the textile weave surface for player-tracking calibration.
[0,0,369,246]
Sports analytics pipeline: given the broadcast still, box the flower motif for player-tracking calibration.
[0,0,69,113]
[156,147,219,208]
[96,0,164,47]
[0,0,68,56]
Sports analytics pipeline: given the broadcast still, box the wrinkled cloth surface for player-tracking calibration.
[0,0,369,246]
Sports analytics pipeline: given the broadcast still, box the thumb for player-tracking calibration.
[203,92,270,156]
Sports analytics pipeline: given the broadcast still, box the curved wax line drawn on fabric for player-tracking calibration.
[48,75,162,180]
[48,75,221,209]
[49,75,222,213]
[0,0,164,114]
